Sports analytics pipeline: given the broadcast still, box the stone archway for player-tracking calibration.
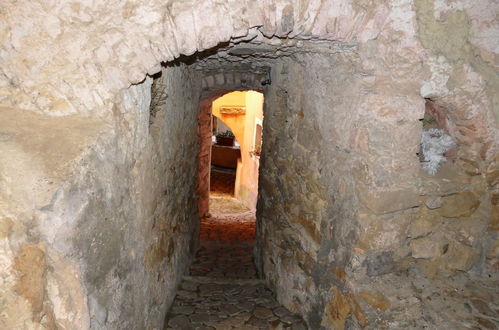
[197,71,266,219]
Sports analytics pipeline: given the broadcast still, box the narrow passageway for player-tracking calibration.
[2,3,498,329]
[164,174,307,329]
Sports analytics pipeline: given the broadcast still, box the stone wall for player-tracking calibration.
[257,52,373,328]
[0,62,202,329]
[256,21,498,327]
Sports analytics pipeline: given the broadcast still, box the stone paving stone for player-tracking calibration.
[194,326,215,330]
[219,303,241,316]
[189,313,215,324]
[177,290,198,299]
[168,315,190,328]
[281,314,302,325]
[164,195,307,329]
[199,283,223,295]
[291,322,308,330]
[273,306,291,318]
[239,301,255,312]
[171,306,195,315]
[246,315,270,328]
[181,281,199,292]
[253,306,274,319]
[262,299,281,309]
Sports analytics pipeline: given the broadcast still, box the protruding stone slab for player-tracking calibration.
[439,191,480,218]
[357,185,420,214]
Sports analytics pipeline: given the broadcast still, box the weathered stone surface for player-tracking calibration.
[253,306,274,319]
[439,191,480,218]
[168,315,190,328]
[325,286,351,330]
[416,259,441,279]
[419,163,472,196]
[486,240,499,259]
[13,244,47,315]
[489,206,499,231]
[364,252,396,277]
[442,242,479,272]
[410,235,445,259]
[349,293,367,327]
[172,306,195,315]
[470,299,495,317]
[1,65,202,329]
[491,194,499,206]
[475,317,496,329]
[357,185,420,215]
[0,106,107,208]
[486,169,499,187]
[409,208,440,238]
[424,196,442,209]
[357,213,411,251]
[359,291,390,311]
[0,217,13,239]
[190,313,213,324]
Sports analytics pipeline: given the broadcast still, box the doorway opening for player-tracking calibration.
[192,90,264,279]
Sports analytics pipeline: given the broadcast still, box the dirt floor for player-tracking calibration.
[210,167,236,197]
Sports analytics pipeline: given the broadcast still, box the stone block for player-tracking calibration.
[409,208,440,238]
[214,73,224,85]
[359,290,390,311]
[348,294,367,327]
[297,121,320,152]
[416,259,440,279]
[438,191,480,218]
[419,163,471,196]
[486,169,499,187]
[486,240,499,259]
[491,193,499,206]
[424,196,442,209]
[489,205,499,231]
[410,235,445,259]
[13,244,47,315]
[205,75,215,88]
[357,184,420,214]
[442,242,479,272]
[325,286,351,330]
[364,252,395,277]
[459,157,481,176]
[290,215,322,244]
[0,217,14,239]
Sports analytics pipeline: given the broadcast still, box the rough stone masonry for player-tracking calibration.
[0,0,497,329]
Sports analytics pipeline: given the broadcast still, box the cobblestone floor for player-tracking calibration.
[164,194,307,329]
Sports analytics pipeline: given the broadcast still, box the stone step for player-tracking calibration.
[182,275,264,285]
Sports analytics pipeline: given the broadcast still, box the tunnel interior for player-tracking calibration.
[0,2,498,330]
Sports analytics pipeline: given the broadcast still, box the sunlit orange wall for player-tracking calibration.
[212,92,246,148]
[212,91,264,209]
